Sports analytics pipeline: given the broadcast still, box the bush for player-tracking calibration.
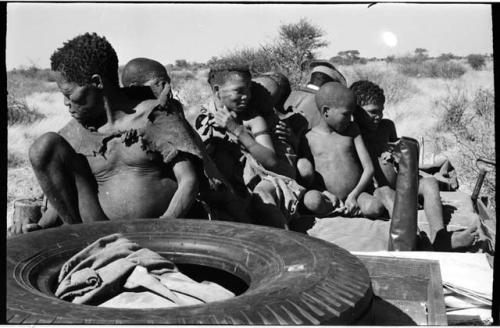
[7,70,59,99]
[207,18,328,89]
[8,150,28,168]
[8,94,46,125]
[396,57,466,79]
[466,54,486,71]
[436,86,495,210]
[346,64,417,105]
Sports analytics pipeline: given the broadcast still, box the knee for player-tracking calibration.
[303,190,329,214]
[29,132,66,169]
[297,158,314,180]
[374,186,391,198]
[419,177,440,196]
[361,197,385,218]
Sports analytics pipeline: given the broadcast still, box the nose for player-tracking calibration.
[64,98,70,107]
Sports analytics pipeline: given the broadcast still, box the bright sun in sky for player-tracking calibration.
[381,31,398,48]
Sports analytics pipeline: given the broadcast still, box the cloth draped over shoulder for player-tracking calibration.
[195,102,306,220]
[58,103,232,194]
[55,233,234,306]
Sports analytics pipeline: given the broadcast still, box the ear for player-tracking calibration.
[91,74,104,89]
[321,105,330,115]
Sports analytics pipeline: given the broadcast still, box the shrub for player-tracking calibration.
[8,94,46,125]
[7,70,59,99]
[346,64,417,105]
[436,86,495,210]
[207,18,328,89]
[437,53,456,62]
[466,54,486,71]
[396,58,466,79]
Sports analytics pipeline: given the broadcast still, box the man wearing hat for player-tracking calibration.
[283,60,347,129]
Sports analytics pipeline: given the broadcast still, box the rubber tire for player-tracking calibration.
[7,219,373,324]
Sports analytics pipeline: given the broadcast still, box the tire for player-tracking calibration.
[7,219,373,324]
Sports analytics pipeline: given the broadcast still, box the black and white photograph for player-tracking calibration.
[5,2,497,325]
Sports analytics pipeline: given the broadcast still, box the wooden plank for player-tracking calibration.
[359,256,431,279]
[427,261,448,325]
[357,255,447,326]
[370,276,428,301]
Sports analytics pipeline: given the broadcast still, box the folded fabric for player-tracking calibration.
[58,233,140,284]
[157,271,234,303]
[55,234,177,305]
[245,154,306,221]
[55,267,102,300]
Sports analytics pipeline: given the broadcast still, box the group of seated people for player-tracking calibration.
[10,32,479,252]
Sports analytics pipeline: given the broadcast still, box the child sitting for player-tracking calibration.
[350,79,479,250]
[195,65,299,228]
[251,73,308,179]
[297,82,383,218]
[121,57,184,118]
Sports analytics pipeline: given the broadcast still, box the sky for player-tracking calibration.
[6,3,493,70]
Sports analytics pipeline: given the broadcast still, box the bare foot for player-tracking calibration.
[433,226,479,251]
[450,226,479,249]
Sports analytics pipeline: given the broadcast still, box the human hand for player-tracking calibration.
[214,106,241,134]
[274,120,295,146]
[343,195,360,216]
[7,222,42,238]
[158,81,173,108]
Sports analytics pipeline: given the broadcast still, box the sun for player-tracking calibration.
[381,31,398,48]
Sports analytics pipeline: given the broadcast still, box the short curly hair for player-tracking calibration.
[350,80,385,108]
[121,57,170,87]
[207,64,251,88]
[50,33,119,87]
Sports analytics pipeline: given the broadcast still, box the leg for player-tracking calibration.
[419,177,478,250]
[373,186,395,218]
[357,192,386,219]
[419,177,445,244]
[250,179,288,228]
[29,132,108,224]
[302,190,335,216]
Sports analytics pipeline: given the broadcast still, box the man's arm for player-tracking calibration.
[160,154,199,218]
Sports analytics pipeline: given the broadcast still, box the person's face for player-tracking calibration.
[361,103,384,131]
[324,103,355,133]
[57,74,104,127]
[216,74,251,113]
[143,76,169,98]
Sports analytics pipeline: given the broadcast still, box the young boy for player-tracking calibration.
[350,79,479,250]
[11,33,202,235]
[297,82,383,218]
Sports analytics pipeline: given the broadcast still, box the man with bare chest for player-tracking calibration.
[11,33,201,234]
